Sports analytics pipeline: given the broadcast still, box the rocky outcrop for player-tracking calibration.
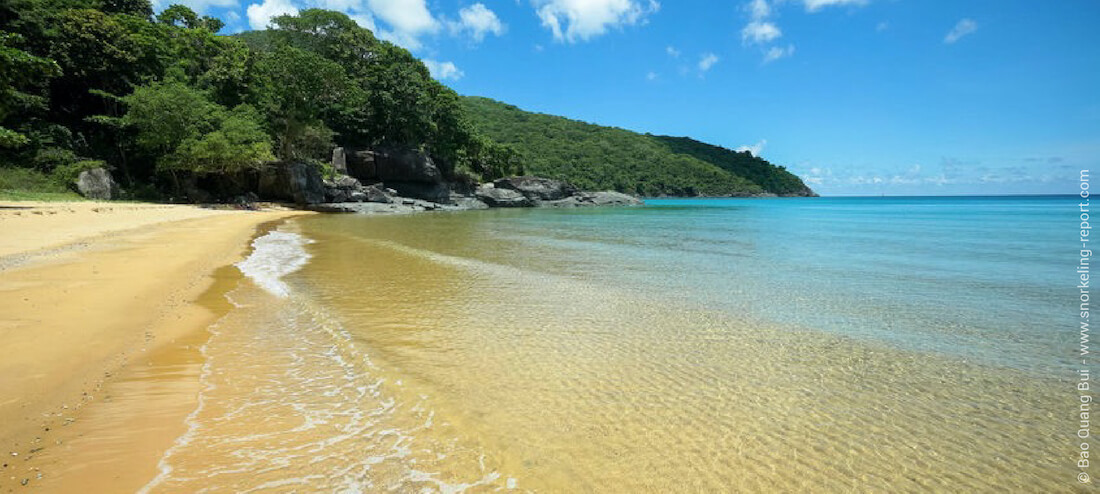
[474,184,533,207]
[310,168,642,215]
[373,147,442,184]
[309,197,465,214]
[323,175,394,204]
[386,181,451,204]
[333,146,451,202]
[344,148,377,180]
[493,176,577,201]
[75,168,118,200]
[541,191,644,207]
[258,161,325,205]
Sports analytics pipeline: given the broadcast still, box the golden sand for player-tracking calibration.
[0,201,309,491]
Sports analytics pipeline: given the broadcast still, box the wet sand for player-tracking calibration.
[0,202,309,491]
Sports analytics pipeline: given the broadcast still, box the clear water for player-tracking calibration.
[146,196,1083,492]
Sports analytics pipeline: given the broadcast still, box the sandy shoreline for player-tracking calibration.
[0,201,310,491]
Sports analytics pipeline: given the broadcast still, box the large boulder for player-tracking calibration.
[344,148,377,181]
[259,161,325,205]
[475,184,533,207]
[386,181,451,203]
[323,175,394,204]
[493,176,577,201]
[374,147,442,183]
[75,168,118,200]
[331,147,348,175]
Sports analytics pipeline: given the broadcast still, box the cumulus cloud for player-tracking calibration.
[246,0,298,30]
[747,0,770,19]
[646,71,658,81]
[348,13,377,32]
[801,0,869,12]
[698,52,719,72]
[448,3,505,42]
[368,0,438,34]
[666,45,680,57]
[739,0,792,62]
[763,44,795,63]
[736,139,767,156]
[742,21,781,45]
[535,0,660,43]
[944,18,978,44]
[423,59,464,80]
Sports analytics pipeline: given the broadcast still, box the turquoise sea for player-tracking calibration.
[147,195,1082,492]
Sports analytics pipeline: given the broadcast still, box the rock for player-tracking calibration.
[75,168,118,200]
[258,161,325,205]
[450,196,490,210]
[324,175,395,203]
[361,184,393,203]
[308,199,465,214]
[374,147,442,183]
[331,147,348,175]
[233,192,259,209]
[386,181,451,203]
[475,184,533,207]
[493,176,577,201]
[345,148,376,180]
[541,191,644,207]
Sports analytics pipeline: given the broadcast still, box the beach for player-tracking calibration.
[0,197,1081,492]
[0,202,309,491]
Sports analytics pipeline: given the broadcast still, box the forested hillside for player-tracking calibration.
[0,2,521,199]
[462,97,815,197]
[0,0,812,200]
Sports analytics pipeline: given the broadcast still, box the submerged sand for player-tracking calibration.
[0,201,309,491]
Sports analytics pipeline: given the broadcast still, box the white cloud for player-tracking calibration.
[763,44,795,63]
[736,139,767,156]
[944,18,978,44]
[535,0,660,43]
[646,71,658,81]
[246,0,297,30]
[423,59,464,80]
[368,0,438,34]
[448,3,505,42]
[802,0,869,13]
[747,0,770,20]
[875,21,889,32]
[348,13,377,32]
[666,45,680,57]
[741,21,781,45]
[698,52,719,72]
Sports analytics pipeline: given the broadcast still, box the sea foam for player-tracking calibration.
[235,230,313,297]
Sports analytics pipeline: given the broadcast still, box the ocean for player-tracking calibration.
[142,196,1082,492]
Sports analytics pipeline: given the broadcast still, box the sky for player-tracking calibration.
[166,0,1099,196]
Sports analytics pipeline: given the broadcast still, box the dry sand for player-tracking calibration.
[0,201,311,491]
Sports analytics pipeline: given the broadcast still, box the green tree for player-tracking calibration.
[163,104,273,175]
[252,44,353,160]
[0,32,60,148]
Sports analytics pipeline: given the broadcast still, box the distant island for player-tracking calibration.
[0,3,814,203]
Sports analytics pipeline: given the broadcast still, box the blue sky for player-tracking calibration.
[173,0,1098,195]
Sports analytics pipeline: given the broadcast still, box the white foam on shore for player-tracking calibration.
[235,230,313,297]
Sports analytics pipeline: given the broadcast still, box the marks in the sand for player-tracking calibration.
[0,240,94,272]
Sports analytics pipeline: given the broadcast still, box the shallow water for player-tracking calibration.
[148,196,1083,492]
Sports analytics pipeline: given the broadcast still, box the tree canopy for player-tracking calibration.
[0,0,810,199]
[461,97,815,197]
